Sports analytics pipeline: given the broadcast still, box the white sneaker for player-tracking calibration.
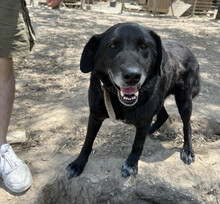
[0,144,32,193]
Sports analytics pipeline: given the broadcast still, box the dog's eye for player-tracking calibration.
[109,44,116,49]
[140,44,148,49]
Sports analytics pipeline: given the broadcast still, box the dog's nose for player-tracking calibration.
[123,68,141,85]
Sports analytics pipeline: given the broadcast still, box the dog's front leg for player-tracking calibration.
[67,114,103,179]
[122,122,151,178]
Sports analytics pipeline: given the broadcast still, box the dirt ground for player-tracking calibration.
[0,4,220,203]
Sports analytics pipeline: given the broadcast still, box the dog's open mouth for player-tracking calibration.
[118,87,139,106]
[108,71,140,106]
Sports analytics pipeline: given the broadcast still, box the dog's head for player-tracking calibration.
[80,23,167,106]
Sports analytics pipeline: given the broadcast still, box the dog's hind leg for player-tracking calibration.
[175,90,195,165]
[148,106,169,134]
[66,115,103,179]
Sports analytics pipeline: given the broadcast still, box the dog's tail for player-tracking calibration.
[192,65,201,99]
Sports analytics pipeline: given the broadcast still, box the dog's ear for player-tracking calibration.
[80,34,102,73]
[150,31,167,77]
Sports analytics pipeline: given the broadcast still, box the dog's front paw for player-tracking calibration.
[121,162,138,178]
[181,147,195,165]
[66,161,84,179]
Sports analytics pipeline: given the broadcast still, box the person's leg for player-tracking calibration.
[0,58,32,193]
[0,0,35,194]
[0,58,15,146]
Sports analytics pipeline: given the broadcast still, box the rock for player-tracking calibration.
[37,141,220,204]
[7,130,27,144]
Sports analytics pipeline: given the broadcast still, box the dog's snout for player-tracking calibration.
[122,68,141,85]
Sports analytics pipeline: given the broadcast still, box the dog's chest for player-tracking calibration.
[112,102,150,125]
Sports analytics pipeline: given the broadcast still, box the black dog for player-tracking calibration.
[67,23,200,178]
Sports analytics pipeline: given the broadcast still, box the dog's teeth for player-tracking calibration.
[122,95,137,101]
[134,92,139,97]
[120,91,124,97]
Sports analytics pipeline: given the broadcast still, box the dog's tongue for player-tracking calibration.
[120,87,137,95]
